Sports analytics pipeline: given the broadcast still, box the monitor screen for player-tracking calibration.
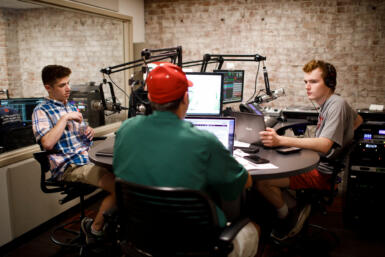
[185,116,235,153]
[213,70,244,103]
[185,72,223,116]
[0,98,44,123]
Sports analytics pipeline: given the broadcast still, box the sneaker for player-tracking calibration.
[271,204,311,241]
[81,217,103,245]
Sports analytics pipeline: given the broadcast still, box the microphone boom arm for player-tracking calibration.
[100,46,183,75]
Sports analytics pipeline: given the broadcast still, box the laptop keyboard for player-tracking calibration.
[244,154,270,164]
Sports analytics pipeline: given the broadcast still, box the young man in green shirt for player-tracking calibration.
[113,62,260,257]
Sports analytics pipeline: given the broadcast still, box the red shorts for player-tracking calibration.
[289,169,332,190]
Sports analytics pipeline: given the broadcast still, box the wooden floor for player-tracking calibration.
[1,194,385,257]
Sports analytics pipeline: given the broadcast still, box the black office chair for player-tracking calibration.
[33,151,97,256]
[275,142,355,255]
[115,178,253,257]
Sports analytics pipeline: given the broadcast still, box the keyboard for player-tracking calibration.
[244,154,269,164]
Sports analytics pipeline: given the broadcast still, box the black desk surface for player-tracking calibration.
[89,136,320,179]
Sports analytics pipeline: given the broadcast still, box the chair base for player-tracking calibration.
[50,217,96,257]
[269,221,339,257]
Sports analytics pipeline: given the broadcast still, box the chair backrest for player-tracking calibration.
[298,140,355,207]
[115,178,223,256]
[322,140,356,202]
[33,151,63,194]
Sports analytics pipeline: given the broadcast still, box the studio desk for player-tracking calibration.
[89,135,319,180]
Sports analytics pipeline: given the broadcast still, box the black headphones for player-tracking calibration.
[324,63,336,90]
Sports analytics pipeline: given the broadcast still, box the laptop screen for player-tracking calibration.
[231,111,266,145]
[185,117,235,153]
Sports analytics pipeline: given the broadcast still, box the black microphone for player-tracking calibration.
[263,65,271,95]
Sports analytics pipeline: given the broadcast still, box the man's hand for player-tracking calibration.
[259,127,281,147]
[84,126,95,140]
[65,111,83,123]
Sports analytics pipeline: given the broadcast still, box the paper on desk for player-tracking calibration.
[234,140,250,147]
[233,149,278,170]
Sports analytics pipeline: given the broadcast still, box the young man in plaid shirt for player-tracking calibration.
[32,65,115,244]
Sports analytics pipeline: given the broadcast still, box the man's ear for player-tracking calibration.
[44,84,51,91]
[182,91,189,104]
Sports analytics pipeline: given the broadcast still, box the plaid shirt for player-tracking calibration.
[32,98,92,180]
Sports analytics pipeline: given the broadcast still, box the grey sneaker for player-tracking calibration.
[271,204,311,241]
[81,217,103,245]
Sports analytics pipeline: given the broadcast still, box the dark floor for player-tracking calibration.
[1,194,385,257]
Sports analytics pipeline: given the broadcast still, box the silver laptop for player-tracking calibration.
[231,111,266,145]
[185,116,235,154]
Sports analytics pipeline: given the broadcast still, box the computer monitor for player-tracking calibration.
[185,72,223,116]
[184,116,235,153]
[213,70,244,103]
[0,97,44,123]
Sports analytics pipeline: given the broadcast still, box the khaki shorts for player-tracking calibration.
[229,222,259,257]
[62,163,110,187]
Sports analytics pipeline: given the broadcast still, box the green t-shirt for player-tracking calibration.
[113,111,248,226]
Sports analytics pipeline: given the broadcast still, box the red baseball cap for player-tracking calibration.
[146,62,193,104]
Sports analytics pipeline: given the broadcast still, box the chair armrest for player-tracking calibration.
[219,217,251,243]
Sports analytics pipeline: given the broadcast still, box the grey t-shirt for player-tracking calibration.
[315,94,357,174]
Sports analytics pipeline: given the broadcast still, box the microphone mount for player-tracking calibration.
[181,53,266,72]
[201,53,266,72]
[100,46,183,75]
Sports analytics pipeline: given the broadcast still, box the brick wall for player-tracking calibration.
[0,10,9,93]
[2,7,125,104]
[144,0,385,110]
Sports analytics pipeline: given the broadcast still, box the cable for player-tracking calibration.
[309,99,320,114]
[107,74,130,99]
[247,61,261,102]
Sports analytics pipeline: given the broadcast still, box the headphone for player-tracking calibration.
[324,63,336,90]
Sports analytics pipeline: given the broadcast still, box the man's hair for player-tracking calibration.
[303,60,337,92]
[150,96,184,112]
[42,65,71,86]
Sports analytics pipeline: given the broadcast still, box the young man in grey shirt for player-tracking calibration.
[257,59,363,240]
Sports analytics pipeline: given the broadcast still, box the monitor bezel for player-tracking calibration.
[185,72,224,117]
[213,69,245,104]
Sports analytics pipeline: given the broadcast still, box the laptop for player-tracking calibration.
[184,116,235,154]
[231,111,266,146]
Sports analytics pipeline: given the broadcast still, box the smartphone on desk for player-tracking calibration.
[276,147,301,154]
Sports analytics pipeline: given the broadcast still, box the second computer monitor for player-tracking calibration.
[214,70,244,104]
[185,72,223,116]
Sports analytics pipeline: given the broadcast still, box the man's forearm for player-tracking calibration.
[278,136,333,154]
[40,117,68,150]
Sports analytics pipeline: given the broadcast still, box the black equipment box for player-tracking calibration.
[344,121,385,228]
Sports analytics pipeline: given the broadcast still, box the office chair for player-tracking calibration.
[115,178,253,257]
[274,142,355,255]
[33,151,97,256]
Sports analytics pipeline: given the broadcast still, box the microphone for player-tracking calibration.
[91,100,123,112]
[254,88,285,104]
[263,65,271,95]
